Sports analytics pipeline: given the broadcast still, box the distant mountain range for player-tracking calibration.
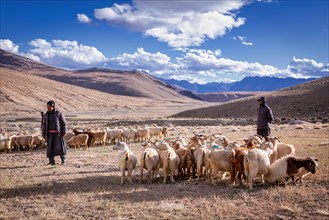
[159,78,235,93]
[160,76,317,93]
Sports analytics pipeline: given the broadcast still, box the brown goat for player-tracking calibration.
[231,147,248,185]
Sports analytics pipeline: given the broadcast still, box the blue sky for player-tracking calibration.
[1,0,328,83]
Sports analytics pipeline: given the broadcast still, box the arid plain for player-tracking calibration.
[0,123,328,219]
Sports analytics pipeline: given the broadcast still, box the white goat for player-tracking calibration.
[244,147,272,189]
[156,141,180,184]
[139,147,160,183]
[113,142,137,185]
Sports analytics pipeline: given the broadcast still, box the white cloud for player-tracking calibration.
[287,57,328,77]
[177,49,277,77]
[77,13,92,24]
[108,48,329,83]
[109,47,177,75]
[235,35,253,46]
[26,39,108,69]
[0,39,19,53]
[94,1,249,48]
[1,39,327,83]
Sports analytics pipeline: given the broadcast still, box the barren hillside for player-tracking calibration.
[0,49,201,101]
[172,77,329,122]
[0,68,207,121]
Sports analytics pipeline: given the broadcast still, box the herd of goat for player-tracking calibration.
[112,133,318,188]
[0,124,318,188]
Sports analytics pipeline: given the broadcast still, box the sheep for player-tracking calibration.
[208,149,235,185]
[266,156,318,184]
[11,135,34,151]
[135,127,149,142]
[0,135,12,153]
[243,147,273,189]
[156,141,180,184]
[32,135,45,148]
[85,129,107,147]
[67,134,89,150]
[148,125,163,140]
[122,127,136,143]
[113,142,137,185]
[106,128,123,144]
[139,147,160,183]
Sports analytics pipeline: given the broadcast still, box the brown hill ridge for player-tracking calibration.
[0,49,63,73]
[0,68,206,120]
[172,76,329,121]
[0,49,201,101]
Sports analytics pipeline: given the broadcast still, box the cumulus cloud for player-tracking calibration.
[26,39,107,69]
[94,1,248,48]
[109,48,278,82]
[110,48,328,83]
[77,13,92,24]
[287,57,329,77]
[1,38,327,83]
[177,49,277,77]
[0,39,19,53]
[109,47,177,75]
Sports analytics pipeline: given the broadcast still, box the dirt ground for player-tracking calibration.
[0,122,328,219]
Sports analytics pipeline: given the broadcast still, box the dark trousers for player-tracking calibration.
[257,128,271,141]
[47,133,66,163]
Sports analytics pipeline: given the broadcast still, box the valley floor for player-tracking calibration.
[0,123,328,219]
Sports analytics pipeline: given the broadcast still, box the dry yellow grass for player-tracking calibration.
[0,123,328,219]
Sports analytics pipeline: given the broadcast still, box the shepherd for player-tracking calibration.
[256,96,274,141]
[41,100,67,165]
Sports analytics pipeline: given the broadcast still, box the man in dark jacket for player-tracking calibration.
[41,100,67,165]
[257,97,273,141]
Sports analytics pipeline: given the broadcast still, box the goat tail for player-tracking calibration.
[231,149,236,164]
[140,151,147,169]
[165,153,171,168]
[243,152,249,178]
[232,149,236,159]
[202,150,205,164]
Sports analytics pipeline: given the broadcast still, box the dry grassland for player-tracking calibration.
[0,123,328,219]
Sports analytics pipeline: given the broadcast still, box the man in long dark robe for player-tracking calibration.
[41,100,67,165]
[256,96,274,141]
